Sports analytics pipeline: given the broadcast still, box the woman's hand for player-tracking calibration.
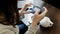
[31,7,48,26]
[19,3,32,16]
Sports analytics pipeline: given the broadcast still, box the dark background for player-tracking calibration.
[45,0,60,9]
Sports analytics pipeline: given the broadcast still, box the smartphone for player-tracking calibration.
[27,0,45,14]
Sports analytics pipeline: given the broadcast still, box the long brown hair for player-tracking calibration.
[0,0,19,27]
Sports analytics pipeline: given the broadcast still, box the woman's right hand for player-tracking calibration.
[31,7,48,26]
[19,3,32,16]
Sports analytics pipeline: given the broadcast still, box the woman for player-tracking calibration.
[0,0,48,34]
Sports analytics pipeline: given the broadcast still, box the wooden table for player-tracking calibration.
[36,3,60,34]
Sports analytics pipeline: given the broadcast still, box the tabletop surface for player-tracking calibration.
[36,3,60,34]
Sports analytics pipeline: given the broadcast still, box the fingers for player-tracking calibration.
[19,3,32,16]
[34,9,40,15]
[21,3,32,11]
[22,11,30,14]
[26,3,32,6]
[39,7,48,16]
[43,7,48,12]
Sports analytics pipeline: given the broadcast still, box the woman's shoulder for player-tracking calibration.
[0,23,18,29]
[0,24,19,34]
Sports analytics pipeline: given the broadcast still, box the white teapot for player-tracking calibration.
[40,17,53,27]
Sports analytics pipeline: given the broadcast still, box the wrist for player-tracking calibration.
[31,22,38,26]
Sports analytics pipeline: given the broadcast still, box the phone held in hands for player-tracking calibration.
[27,0,45,14]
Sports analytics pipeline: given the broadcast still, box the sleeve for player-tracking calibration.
[25,25,38,34]
[0,29,14,34]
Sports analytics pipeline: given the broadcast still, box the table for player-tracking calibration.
[36,3,60,34]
